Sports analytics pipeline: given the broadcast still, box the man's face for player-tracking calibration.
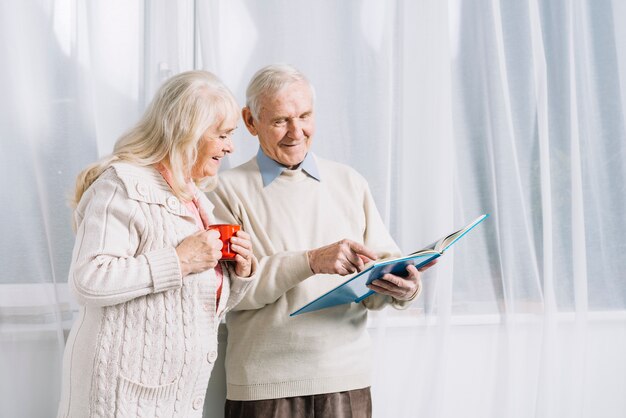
[244,81,315,168]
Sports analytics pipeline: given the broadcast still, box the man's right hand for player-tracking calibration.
[307,239,378,276]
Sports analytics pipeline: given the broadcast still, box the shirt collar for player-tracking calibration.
[256,147,321,187]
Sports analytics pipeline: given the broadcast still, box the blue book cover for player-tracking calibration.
[290,214,489,317]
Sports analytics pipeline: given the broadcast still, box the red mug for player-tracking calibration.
[208,224,241,261]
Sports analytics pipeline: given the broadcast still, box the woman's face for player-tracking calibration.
[190,116,237,179]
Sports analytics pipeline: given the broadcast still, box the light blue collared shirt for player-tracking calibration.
[256,148,321,187]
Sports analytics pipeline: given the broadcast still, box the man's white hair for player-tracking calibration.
[245,63,316,119]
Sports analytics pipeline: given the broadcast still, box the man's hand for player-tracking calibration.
[307,239,378,275]
[367,259,438,301]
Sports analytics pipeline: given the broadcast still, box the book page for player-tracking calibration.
[408,240,440,256]
[436,230,463,253]
[439,214,488,253]
[369,249,439,269]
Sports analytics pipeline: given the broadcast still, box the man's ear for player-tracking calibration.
[242,107,258,136]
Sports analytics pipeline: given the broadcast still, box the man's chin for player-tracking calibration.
[282,160,304,169]
[279,153,306,167]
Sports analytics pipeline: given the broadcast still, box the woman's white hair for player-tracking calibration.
[72,70,238,209]
[245,63,315,120]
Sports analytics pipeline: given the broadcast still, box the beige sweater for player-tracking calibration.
[57,163,254,418]
[209,154,409,401]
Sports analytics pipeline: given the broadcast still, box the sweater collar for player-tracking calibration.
[256,147,321,187]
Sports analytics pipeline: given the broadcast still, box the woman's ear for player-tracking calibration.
[241,107,258,136]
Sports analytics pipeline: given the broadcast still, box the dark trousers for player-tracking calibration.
[224,387,372,418]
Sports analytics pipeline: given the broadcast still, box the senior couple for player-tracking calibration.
[57,64,436,418]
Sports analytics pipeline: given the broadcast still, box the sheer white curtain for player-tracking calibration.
[0,1,158,416]
[381,0,626,417]
[199,1,626,417]
[2,1,625,417]
[0,2,93,416]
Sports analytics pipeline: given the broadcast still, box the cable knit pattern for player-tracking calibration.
[174,280,196,415]
[57,163,255,418]
[156,291,176,418]
[92,309,114,418]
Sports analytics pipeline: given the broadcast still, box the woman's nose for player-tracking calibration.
[223,137,234,153]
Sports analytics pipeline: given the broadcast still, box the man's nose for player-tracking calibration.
[287,119,306,139]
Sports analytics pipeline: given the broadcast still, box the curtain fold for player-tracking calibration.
[0,1,88,416]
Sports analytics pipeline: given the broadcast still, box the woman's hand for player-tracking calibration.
[175,229,223,277]
[229,230,254,277]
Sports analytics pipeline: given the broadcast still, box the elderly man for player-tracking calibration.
[209,64,435,417]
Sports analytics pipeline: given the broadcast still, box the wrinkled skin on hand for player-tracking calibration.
[368,259,438,300]
[307,239,379,276]
[228,230,254,278]
[175,229,223,277]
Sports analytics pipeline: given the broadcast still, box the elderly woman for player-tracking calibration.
[57,71,256,417]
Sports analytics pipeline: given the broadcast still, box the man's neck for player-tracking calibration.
[282,162,302,170]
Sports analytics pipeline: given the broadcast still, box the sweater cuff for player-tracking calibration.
[145,247,183,293]
[283,251,315,288]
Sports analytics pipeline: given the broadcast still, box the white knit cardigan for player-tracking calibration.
[57,163,254,418]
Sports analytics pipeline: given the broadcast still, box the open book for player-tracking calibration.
[290,214,489,316]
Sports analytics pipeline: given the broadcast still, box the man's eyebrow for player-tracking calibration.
[270,111,312,121]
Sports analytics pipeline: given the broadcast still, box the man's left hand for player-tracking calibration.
[367,259,437,301]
